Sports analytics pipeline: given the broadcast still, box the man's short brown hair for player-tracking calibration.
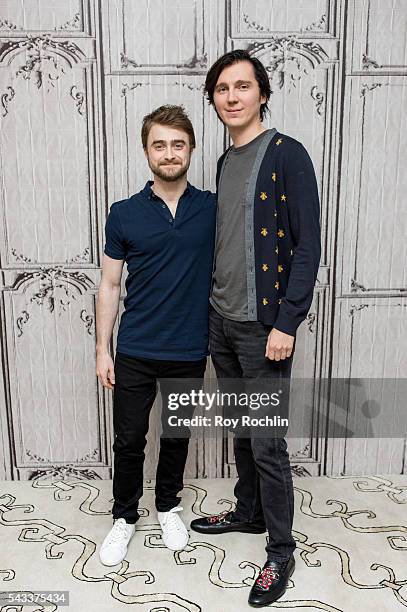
[141,105,196,150]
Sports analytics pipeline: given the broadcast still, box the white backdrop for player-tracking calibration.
[0,0,406,481]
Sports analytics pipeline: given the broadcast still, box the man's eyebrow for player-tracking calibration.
[215,79,252,88]
[151,139,187,145]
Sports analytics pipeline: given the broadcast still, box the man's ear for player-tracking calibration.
[143,147,148,159]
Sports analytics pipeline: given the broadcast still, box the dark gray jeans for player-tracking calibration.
[209,305,296,561]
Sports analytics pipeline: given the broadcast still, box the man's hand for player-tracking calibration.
[96,350,115,389]
[265,328,295,361]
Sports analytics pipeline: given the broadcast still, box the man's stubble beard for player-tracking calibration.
[148,160,190,183]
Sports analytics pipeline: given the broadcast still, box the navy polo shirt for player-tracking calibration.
[104,181,216,361]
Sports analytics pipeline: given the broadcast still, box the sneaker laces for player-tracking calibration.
[256,565,280,588]
[105,519,132,545]
[208,510,231,524]
[161,507,185,534]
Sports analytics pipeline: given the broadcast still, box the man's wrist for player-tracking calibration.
[96,344,110,355]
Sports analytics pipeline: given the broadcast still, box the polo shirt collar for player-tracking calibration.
[143,180,192,201]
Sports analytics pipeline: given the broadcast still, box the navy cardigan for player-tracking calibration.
[215,131,321,336]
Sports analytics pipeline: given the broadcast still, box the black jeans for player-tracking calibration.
[209,305,296,561]
[112,352,207,523]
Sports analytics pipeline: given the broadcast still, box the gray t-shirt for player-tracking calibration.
[210,130,269,320]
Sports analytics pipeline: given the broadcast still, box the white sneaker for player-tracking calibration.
[157,506,189,551]
[99,518,135,566]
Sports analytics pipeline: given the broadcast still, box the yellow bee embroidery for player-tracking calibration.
[276,138,283,145]
[275,281,280,290]
[261,227,268,236]
[275,246,279,254]
[263,298,269,306]
[260,192,267,201]
[281,194,286,202]
[278,264,283,273]
[262,264,269,272]
[277,229,285,238]
[272,172,276,182]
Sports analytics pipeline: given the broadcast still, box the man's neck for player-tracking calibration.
[229,122,267,148]
[151,175,187,204]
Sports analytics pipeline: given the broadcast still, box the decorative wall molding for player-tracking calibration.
[173,81,205,91]
[247,37,328,93]
[300,13,327,33]
[1,85,15,117]
[0,18,21,31]
[349,1,407,74]
[10,248,37,264]
[360,82,382,98]
[0,0,90,36]
[12,267,95,336]
[66,248,91,263]
[29,466,102,481]
[310,85,325,115]
[120,51,208,72]
[70,85,86,115]
[307,313,317,334]
[55,12,81,32]
[26,447,98,464]
[349,304,369,318]
[292,444,311,458]
[362,53,380,70]
[0,33,85,69]
[121,81,145,96]
[350,278,367,292]
[16,310,29,338]
[80,309,95,335]
[108,0,207,74]
[242,12,268,33]
[0,34,86,113]
[232,0,333,38]
[291,465,313,477]
[243,12,327,35]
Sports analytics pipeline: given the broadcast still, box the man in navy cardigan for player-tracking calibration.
[190,50,321,606]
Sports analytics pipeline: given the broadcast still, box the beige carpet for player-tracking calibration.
[1,474,407,611]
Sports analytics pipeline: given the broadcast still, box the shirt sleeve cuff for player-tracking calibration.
[272,309,300,337]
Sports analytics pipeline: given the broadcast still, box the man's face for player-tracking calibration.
[144,124,192,182]
[213,60,266,129]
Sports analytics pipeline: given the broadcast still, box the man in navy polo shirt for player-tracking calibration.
[96,105,216,565]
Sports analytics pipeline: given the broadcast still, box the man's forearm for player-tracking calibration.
[96,283,121,353]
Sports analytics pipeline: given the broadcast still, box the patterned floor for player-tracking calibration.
[1,474,407,611]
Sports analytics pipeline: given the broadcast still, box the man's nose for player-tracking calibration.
[164,147,176,159]
[227,87,238,103]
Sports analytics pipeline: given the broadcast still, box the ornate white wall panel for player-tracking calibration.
[231,0,334,38]
[326,0,407,475]
[103,0,218,75]
[0,0,109,480]
[336,76,407,297]
[328,297,407,474]
[348,0,407,75]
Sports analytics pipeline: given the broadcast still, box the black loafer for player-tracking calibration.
[248,556,295,607]
[190,511,267,534]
